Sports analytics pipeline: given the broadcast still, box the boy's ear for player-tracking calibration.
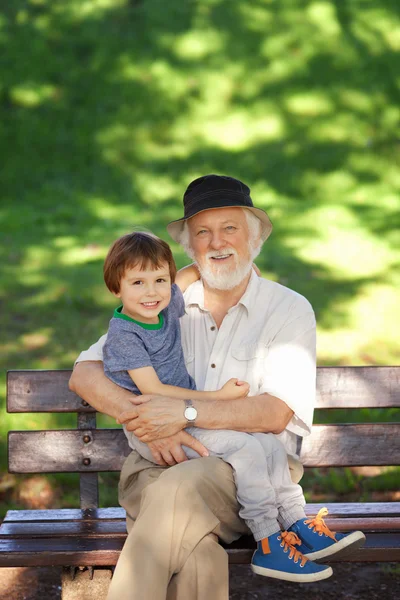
[113,291,121,299]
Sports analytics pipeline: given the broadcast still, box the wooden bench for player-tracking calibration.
[1,366,399,598]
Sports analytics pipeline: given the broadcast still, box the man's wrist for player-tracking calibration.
[183,399,198,426]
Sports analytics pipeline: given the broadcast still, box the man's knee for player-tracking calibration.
[157,457,235,496]
[140,457,238,518]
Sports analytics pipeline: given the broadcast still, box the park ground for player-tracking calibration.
[0,562,399,599]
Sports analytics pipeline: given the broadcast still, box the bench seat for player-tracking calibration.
[1,502,399,567]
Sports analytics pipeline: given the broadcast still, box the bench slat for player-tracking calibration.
[316,366,400,408]
[300,423,400,467]
[0,533,398,567]
[3,503,399,523]
[8,430,131,473]
[226,534,400,564]
[2,517,399,539]
[8,424,400,473]
[7,367,400,413]
[7,370,94,413]
[3,508,124,522]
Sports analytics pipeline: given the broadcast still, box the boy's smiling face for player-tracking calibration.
[115,262,172,324]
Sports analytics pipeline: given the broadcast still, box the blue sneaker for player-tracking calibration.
[251,530,333,582]
[289,507,366,562]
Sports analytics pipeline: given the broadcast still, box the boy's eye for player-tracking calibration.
[156,278,166,283]
[132,280,143,285]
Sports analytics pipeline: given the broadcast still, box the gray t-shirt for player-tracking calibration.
[103,284,196,395]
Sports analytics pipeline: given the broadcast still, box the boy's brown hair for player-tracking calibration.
[103,231,177,294]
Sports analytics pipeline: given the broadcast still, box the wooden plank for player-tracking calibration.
[4,502,399,524]
[0,521,128,538]
[8,430,131,473]
[7,370,94,413]
[3,505,391,523]
[8,423,400,473]
[0,532,398,567]
[226,533,400,563]
[7,367,400,414]
[299,423,400,467]
[2,516,399,539]
[3,508,125,522]
[316,366,400,408]
[0,537,124,567]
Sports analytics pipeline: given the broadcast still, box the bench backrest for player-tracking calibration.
[6,367,400,509]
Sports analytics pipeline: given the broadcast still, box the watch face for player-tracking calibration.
[185,406,197,421]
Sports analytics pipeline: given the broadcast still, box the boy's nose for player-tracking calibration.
[145,285,157,296]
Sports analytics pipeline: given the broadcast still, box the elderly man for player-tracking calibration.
[69,175,317,599]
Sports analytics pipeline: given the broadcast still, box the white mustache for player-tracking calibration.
[206,249,237,259]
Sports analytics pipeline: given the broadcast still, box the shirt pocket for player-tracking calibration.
[231,343,269,361]
[231,343,269,396]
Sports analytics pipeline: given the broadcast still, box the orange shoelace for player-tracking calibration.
[279,531,308,567]
[304,507,337,541]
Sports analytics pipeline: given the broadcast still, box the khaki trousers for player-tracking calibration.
[107,451,304,600]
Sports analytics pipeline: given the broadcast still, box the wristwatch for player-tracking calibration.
[184,399,197,425]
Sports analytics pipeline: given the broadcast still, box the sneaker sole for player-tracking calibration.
[304,531,366,562]
[251,563,333,583]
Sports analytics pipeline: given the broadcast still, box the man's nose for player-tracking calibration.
[209,232,226,250]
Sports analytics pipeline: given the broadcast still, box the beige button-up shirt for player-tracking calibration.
[76,271,316,457]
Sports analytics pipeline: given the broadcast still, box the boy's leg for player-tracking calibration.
[107,451,248,600]
[251,432,306,530]
[185,430,332,583]
[185,428,281,540]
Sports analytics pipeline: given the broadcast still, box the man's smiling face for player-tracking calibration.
[187,207,254,290]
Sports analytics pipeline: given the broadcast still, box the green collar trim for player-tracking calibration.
[113,305,164,330]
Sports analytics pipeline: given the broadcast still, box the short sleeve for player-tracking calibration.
[103,321,153,372]
[74,334,107,364]
[260,311,316,437]
[170,283,186,318]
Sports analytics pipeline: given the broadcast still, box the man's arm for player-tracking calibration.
[69,361,136,418]
[69,361,209,464]
[118,392,293,443]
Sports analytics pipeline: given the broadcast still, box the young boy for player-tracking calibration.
[102,231,365,583]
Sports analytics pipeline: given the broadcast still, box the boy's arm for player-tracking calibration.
[128,366,249,400]
[174,263,200,293]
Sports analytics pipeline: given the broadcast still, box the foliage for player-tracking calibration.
[1,0,399,513]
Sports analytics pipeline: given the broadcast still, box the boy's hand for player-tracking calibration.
[175,263,200,292]
[216,378,250,400]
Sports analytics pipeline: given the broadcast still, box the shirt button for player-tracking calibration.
[211,363,216,368]
[210,326,216,331]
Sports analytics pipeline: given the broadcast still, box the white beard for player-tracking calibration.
[197,243,260,291]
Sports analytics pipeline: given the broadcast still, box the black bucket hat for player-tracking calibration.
[167,174,273,243]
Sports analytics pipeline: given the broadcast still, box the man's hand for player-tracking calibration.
[117,396,186,442]
[147,431,209,466]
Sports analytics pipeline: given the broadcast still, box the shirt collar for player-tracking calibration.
[184,269,260,313]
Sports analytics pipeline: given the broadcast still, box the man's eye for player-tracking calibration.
[197,229,207,235]
[226,226,236,231]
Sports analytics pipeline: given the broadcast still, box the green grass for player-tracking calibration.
[1,0,399,515]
